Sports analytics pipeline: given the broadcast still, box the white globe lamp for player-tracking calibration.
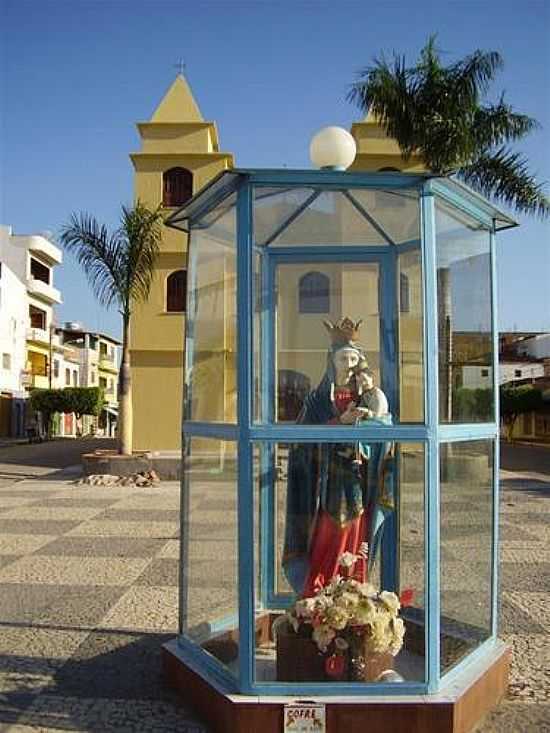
[309,126,357,170]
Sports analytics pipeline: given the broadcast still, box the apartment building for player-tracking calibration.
[58,324,120,436]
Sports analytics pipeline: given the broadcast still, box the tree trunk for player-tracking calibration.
[118,314,133,455]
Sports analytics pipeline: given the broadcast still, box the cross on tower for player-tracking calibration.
[173,59,186,76]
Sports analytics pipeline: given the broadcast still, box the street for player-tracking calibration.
[0,439,548,732]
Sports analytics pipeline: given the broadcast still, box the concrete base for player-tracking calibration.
[81,450,181,480]
[162,639,510,733]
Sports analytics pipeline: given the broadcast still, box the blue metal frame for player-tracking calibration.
[490,228,500,639]
[177,170,512,699]
[235,183,255,694]
[421,183,440,693]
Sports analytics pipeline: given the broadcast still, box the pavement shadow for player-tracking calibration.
[0,439,116,471]
[500,476,550,499]
[0,627,208,732]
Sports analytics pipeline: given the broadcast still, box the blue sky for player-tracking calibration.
[1,0,549,338]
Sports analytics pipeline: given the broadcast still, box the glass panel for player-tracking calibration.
[440,440,493,673]
[351,188,420,245]
[253,441,426,684]
[181,437,239,675]
[435,200,493,423]
[398,247,424,422]
[254,187,390,246]
[186,202,237,423]
[270,261,395,423]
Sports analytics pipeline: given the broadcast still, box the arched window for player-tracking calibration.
[163,168,193,207]
[299,271,330,314]
[166,270,187,312]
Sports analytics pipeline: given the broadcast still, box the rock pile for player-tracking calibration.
[78,470,161,487]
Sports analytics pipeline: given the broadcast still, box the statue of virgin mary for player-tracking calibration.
[282,317,395,597]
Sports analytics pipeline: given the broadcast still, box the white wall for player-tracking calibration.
[0,227,28,395]
[517,333,550,360]
[499,362,544,385]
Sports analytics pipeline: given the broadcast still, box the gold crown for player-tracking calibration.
[323,317,363,345]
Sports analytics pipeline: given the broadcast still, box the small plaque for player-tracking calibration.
[284,702,326,732]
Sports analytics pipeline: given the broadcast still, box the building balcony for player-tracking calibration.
[27,277,62,305]
[30,373,49,389]
[99,357,118,374]
[28,235,63,265]
[26,327,50,346]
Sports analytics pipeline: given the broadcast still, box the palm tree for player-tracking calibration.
[60,202,163,455]
[348,36,549,217]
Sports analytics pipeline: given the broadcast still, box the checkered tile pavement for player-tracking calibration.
[0,474,206,732]
[0,459,548,732]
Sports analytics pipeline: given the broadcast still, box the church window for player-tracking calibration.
[163,168,193,207]
[299,272,330,314]
[166,270,187,312]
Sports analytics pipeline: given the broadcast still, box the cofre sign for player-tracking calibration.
[283,703,326,732]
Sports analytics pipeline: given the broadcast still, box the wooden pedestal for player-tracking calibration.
[162,638,510,733]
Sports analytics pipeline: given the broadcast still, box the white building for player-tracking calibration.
[0,227,29,436]
[57,324,121,436]
[515,333,550,360]
[0,225,64,437]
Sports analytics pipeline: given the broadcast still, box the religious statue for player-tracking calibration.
[282,317,395,597]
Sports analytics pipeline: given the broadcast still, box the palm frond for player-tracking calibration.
[347,52,417,158]
[120,201,163,312]
[473,97,539,148]
[449,49,503,103]
[59,213,124,309]
[459,147,550,218]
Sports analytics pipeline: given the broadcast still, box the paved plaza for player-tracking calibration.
[0,440,548,732]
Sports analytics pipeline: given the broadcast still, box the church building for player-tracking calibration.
[130,75,423,451]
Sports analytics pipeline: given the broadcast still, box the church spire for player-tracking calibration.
[150,74,204,123]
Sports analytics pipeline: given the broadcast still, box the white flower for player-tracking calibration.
[327,606,349,630]
[295,597,317,618]
[334,636,349,651]
[312,624,336,653]
[353,598,377,625]
[357,582,377,598]
[358,542,369,559]
[339,552,357,568]
[379,590,400,614]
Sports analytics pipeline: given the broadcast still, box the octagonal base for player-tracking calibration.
[162,639,509,733]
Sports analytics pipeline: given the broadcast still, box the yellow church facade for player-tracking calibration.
[130,76,424,451]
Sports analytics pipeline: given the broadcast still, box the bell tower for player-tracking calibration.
[349,112,425,172]
[129,75,234,451]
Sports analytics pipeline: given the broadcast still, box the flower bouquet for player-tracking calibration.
[276,550,406,682]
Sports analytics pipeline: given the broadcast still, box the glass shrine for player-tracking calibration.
[164,168,516,714]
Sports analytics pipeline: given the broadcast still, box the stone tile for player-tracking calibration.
[0,506,105,521]
[0,555,21,570]
[0,626,89,695]
[157,539,180,559]
[30,496,121,508]
[100,587,178,632]
[475,702,550,733]
[94,508,179,522]
[36,631,177,701]
[500,546,550,563]
[0,497,38,510]
[33,536,168,558]
[0,519,81,535]
[9,695,208,732]
[135,559,179,587]
[503,592,550,628]
[66,520,178,538]
[497,523,540,541]
[0,556,151,586]
[499,595,546,635]
[0,534,56,556]
[0,584,127,627]
[500,562,550,593]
